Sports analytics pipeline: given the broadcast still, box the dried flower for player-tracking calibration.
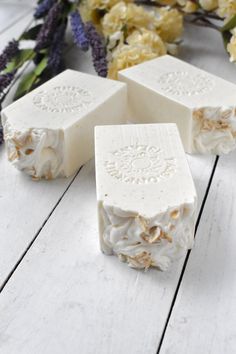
[217,0,236,18]
[127,28,167,55]
[199,0,218,11]
[108,43,157,79]
[182,1,198,13]
[35,2,62,51]
[102,2,156,37]
[153,0,177,4]
[85,22,107,77]
[70,11,89,51]
[88,0,129,10]
[227,30,236,61]
[34,0,56,19]
[48,22,67,74]
[0,71,16,93]
[0,40,19,72]
[155,8,183,42]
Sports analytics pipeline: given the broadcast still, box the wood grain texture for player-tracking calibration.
[158,24,236,354]
[0,3,33,35]
[0,145,76,286]
[0,6,76,286]
[159,150,236,354]
[0,153,214,354]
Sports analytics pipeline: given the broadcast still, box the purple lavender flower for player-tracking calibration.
[70,11,89,51]
[0,125,3,145]
[0,40,19,72]
[0,71,16,92]
[48,22,67,75]
[84,22,107,77]
[34,0,56,19]
[35,2,62,51]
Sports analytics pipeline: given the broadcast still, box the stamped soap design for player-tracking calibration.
[118,55,236,155]
[158,71,215,97]
[33,86,93,113]
[104,144,176,184]
[2,69,127,179]
[95,124,197,271]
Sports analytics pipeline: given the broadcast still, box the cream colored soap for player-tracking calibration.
[95,124,197,271]
[2,70,127,179]
[118,55,236,154]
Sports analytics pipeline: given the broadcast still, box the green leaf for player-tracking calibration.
[20,24,42,40]
[5,49,35,73]
[34,56,48,76]
[221,14,236,32]
[14,57,48,100]
[14,71,37,100]
[222,30,232,49]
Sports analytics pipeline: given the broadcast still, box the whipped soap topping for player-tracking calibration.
[192,106,236,154]
[3,120,64,179]
[100,200,197,271]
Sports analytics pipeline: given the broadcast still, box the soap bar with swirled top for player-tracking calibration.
[118,55,236,154]
[2,70,127,179]
[95,123,197,271]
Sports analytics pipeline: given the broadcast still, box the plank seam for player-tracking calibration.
[0,8,33,36]
[156,155,219,354]
[0,166,83,293]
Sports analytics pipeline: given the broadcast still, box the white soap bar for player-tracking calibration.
[2,70,127,179]
[95,123,197,271]
[118,55,236,155]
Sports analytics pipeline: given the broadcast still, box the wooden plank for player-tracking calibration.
[0,153,215,354]
[0,12,33,53]
[159,150,236,354]
[0,145,76,286]
[158,24,236,354]
[0,3,33,35]
[0,6,76,287]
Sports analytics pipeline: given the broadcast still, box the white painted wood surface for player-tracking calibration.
[0,3,33,35]
[0,2,235,354]
[0,155,214,354]
[0,2,75,286]
[160,150,236,354]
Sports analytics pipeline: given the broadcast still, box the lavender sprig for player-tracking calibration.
[0,71,16,92]
[70,11,89,51]
[84,22,107,77]
[35,2,62,51]
[34,0,56,19]
[0,40,19,72]
[0,125,3,145]
[48,22,67,75]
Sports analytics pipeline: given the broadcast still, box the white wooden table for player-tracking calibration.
[0,2,236,353]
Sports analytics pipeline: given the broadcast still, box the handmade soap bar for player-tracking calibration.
[95,124,197,271]
[2,70,127,179]
[118,55,236,154]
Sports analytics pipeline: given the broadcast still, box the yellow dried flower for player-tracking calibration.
[87,0,131,10]
[199,0,218,10]
[182,1,198,12]
[217,0,236,18]
[155,8,183,42]
[227,32,236,61]
[102,2,127,35]
[127,28,167,55]
[102,2,156,36]
[126,3,156,29]
[108,44,158,79]
[155,0,177,5]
